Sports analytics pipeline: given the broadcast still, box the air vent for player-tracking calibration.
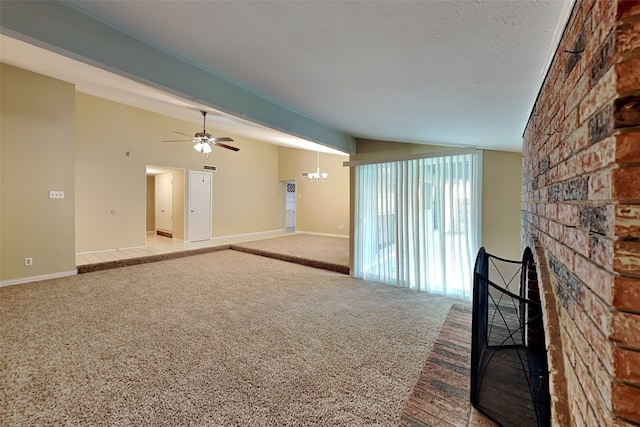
[301,172,310,177]
[203,165,217,171]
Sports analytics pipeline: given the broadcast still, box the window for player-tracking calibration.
[353,151,481,299]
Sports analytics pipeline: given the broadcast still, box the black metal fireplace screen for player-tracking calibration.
[470,247,550,427]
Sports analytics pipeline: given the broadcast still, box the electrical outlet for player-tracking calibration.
[49,190,65,199]
[25,257,33,266]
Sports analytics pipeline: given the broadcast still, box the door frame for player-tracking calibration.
[155,172,174,236]
[145,165,186,241]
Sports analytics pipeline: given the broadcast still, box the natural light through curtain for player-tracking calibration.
[353,151,481,300]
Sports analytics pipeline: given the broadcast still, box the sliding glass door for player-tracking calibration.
[354,151,481,299]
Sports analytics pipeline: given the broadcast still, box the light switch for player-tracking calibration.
[49,191,65,199]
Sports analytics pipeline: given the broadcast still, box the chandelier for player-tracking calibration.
[307,151,328,181]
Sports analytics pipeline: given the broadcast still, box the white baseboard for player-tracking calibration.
[0,270,78,288]
[205,229,289,245]
[76,245,146,256]
[296,231,349,239]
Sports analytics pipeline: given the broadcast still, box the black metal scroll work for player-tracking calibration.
[470,247,550,427]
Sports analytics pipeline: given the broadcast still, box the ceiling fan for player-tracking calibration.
[162,110,239,155]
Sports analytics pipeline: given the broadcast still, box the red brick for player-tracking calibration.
[589,169,613,200]
[586,23,610,71]
[574,255,614,302]
[556,240,576,270]
[522,1,640,421]
[612,382,640,424]
[617,0,640,20]
[616,204,640,238]
[565,107,581,137]
[568,73,591,115]
[617,16,640,56]
[583,287,612,335]
[580,67,617,122]
[566,317,611,417]
[592,0,616,30]
[613,276,640,311]
[612,165,640,200]
[613,346,640,386]
[558,203,579,225]
[616,57,640,93]
[616,131,640,164]
[550,146,562,170]
[549,220,565,240]
[592,234,615,271]
[539,216,549,234]
[611,310,640,348]
[614,240,640,275]
[573,305,614,379]
[575,357,608,421]
[566,125,590,158]
[612,419,640,427]
[581,136,617,173]
[585,406,601,427]
[565,226,590,257]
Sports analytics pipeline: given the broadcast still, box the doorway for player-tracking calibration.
[145,166,185,241]
[188,170,212,242]
[285,180,296,231]
[155,172,173,237]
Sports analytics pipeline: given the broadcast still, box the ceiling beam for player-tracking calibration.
[0,0,355,154]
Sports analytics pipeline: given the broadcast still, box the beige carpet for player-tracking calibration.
[1,250,454,426]
[231,233,349,274]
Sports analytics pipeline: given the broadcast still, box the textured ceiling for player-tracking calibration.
[2,1,573,152]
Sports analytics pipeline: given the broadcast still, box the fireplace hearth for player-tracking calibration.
[470,247,550,427]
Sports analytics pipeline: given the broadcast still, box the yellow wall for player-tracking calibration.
[1,64,335,284]
[75,93,286,252]
[171,170,185,241]
[351,139,522,262]
[0,64,76,281]
[482,150,523,259]
[278,148,350,236]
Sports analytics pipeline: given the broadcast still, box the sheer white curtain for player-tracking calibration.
[353,151,481,299]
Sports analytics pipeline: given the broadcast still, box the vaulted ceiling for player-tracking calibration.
[0,1,573,153]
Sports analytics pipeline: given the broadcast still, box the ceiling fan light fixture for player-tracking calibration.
[164,110,238,155]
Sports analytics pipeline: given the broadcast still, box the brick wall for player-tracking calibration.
[522,1,640,425]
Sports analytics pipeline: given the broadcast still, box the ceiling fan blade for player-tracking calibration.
[214,137,234,142]
[214,142,240,152]
[173,131,194,138]
[161,139,192,143]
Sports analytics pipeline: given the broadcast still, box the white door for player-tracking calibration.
[189,171,212,242]
[155,173,173,234]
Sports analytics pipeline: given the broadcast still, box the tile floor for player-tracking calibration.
[75,231,291,267]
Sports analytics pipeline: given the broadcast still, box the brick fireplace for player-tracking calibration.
[522,0,640,425]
